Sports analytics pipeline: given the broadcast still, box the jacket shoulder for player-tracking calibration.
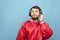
[21,20,30,26]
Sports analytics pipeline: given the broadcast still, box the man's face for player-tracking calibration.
[30,8,40,19]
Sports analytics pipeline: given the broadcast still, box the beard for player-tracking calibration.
[31,16,39,20]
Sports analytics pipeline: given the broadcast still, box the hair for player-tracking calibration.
[29,6,43,16]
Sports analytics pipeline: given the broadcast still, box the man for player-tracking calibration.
[16,6,53,40]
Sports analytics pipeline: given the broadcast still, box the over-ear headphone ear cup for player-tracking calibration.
[40,10,43,14]
[29,10,31,16]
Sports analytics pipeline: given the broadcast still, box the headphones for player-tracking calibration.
[29,6,43,17]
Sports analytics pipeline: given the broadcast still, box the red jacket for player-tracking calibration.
[16,19,53,40]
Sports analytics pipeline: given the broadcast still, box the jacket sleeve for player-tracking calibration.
[40,22,53,39]
[16,22,26,40]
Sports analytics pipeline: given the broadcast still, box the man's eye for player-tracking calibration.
[31,11,34,13]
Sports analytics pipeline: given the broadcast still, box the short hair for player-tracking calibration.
[29,6,43,16]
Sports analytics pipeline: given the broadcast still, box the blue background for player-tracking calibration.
[0,0,60,40]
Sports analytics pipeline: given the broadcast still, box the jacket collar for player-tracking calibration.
[29,18,39,23]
